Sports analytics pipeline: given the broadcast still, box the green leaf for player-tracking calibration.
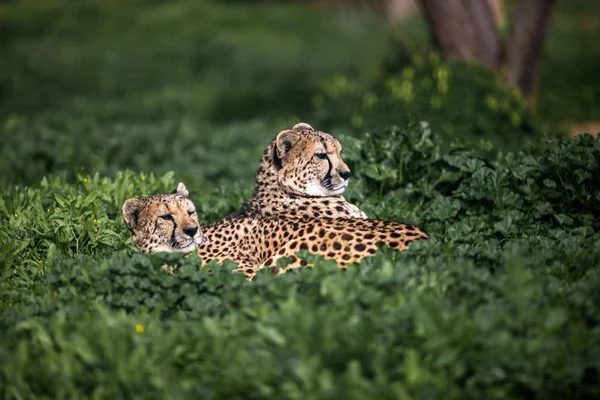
[54,194,68,208]
[82,192,99,207]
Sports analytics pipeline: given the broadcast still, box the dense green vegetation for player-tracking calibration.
[1,0,600,398]
[2,126,599,399]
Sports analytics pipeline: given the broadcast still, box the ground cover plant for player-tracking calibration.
[1,0,600,398]
[1,125,600,399]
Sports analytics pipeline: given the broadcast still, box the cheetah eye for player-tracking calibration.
[159,214,174,221]
[187,210,195,216]
[315,153,328,160]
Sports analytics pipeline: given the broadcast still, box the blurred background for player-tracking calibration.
[1,0,599,191]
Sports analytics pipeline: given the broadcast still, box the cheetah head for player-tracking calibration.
[271,123,353,197]
[122,182,206,253]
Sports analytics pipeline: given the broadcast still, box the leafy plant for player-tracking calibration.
[1,127,599,399]
[1,0,600,397]
[312,41,542,152]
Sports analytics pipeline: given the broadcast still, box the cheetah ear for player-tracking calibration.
[172,182,189,197]
[275,129,301,159]
[292,122,314,132]
[122,198,143,229]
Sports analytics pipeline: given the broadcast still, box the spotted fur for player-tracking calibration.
[122,183,206,253]
[237,123,367,220]
[123,183,428,280]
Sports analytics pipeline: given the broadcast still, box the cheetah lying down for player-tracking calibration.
[123,183,428,279]
[236,122,367,220]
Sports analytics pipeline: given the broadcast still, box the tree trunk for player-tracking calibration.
[417,0,501,69]
[385,0,418,22]
[488,0,505,29]
[504,0,557,108]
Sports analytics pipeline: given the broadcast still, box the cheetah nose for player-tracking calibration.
[183,226,198,237]
[340,170,352,180]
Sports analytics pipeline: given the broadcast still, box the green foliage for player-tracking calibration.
[313,44,540,152]
[0,0,389,187]
[0,114,278,190]
[539,0,600,125]
[1,126,600,399]
[2,0,600,397]
[0,171,174,285]
[0,0,387,119]
[358,0,600,132]
[0,170,250,286]
[342,123,600,232]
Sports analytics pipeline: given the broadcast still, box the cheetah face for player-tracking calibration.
[122,182,206,254]
[273,124,352,197]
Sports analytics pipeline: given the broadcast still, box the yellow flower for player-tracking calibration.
[486,95,498,110]
[136,324,144,334]
[141,175,145,181]
[14,213,18,217]
[83,177,88,183]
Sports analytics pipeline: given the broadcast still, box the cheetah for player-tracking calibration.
[122,183,428,279]
[121,183,206,254]
[236,122,367,220]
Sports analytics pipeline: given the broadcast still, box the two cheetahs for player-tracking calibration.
[122,123,427,279]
